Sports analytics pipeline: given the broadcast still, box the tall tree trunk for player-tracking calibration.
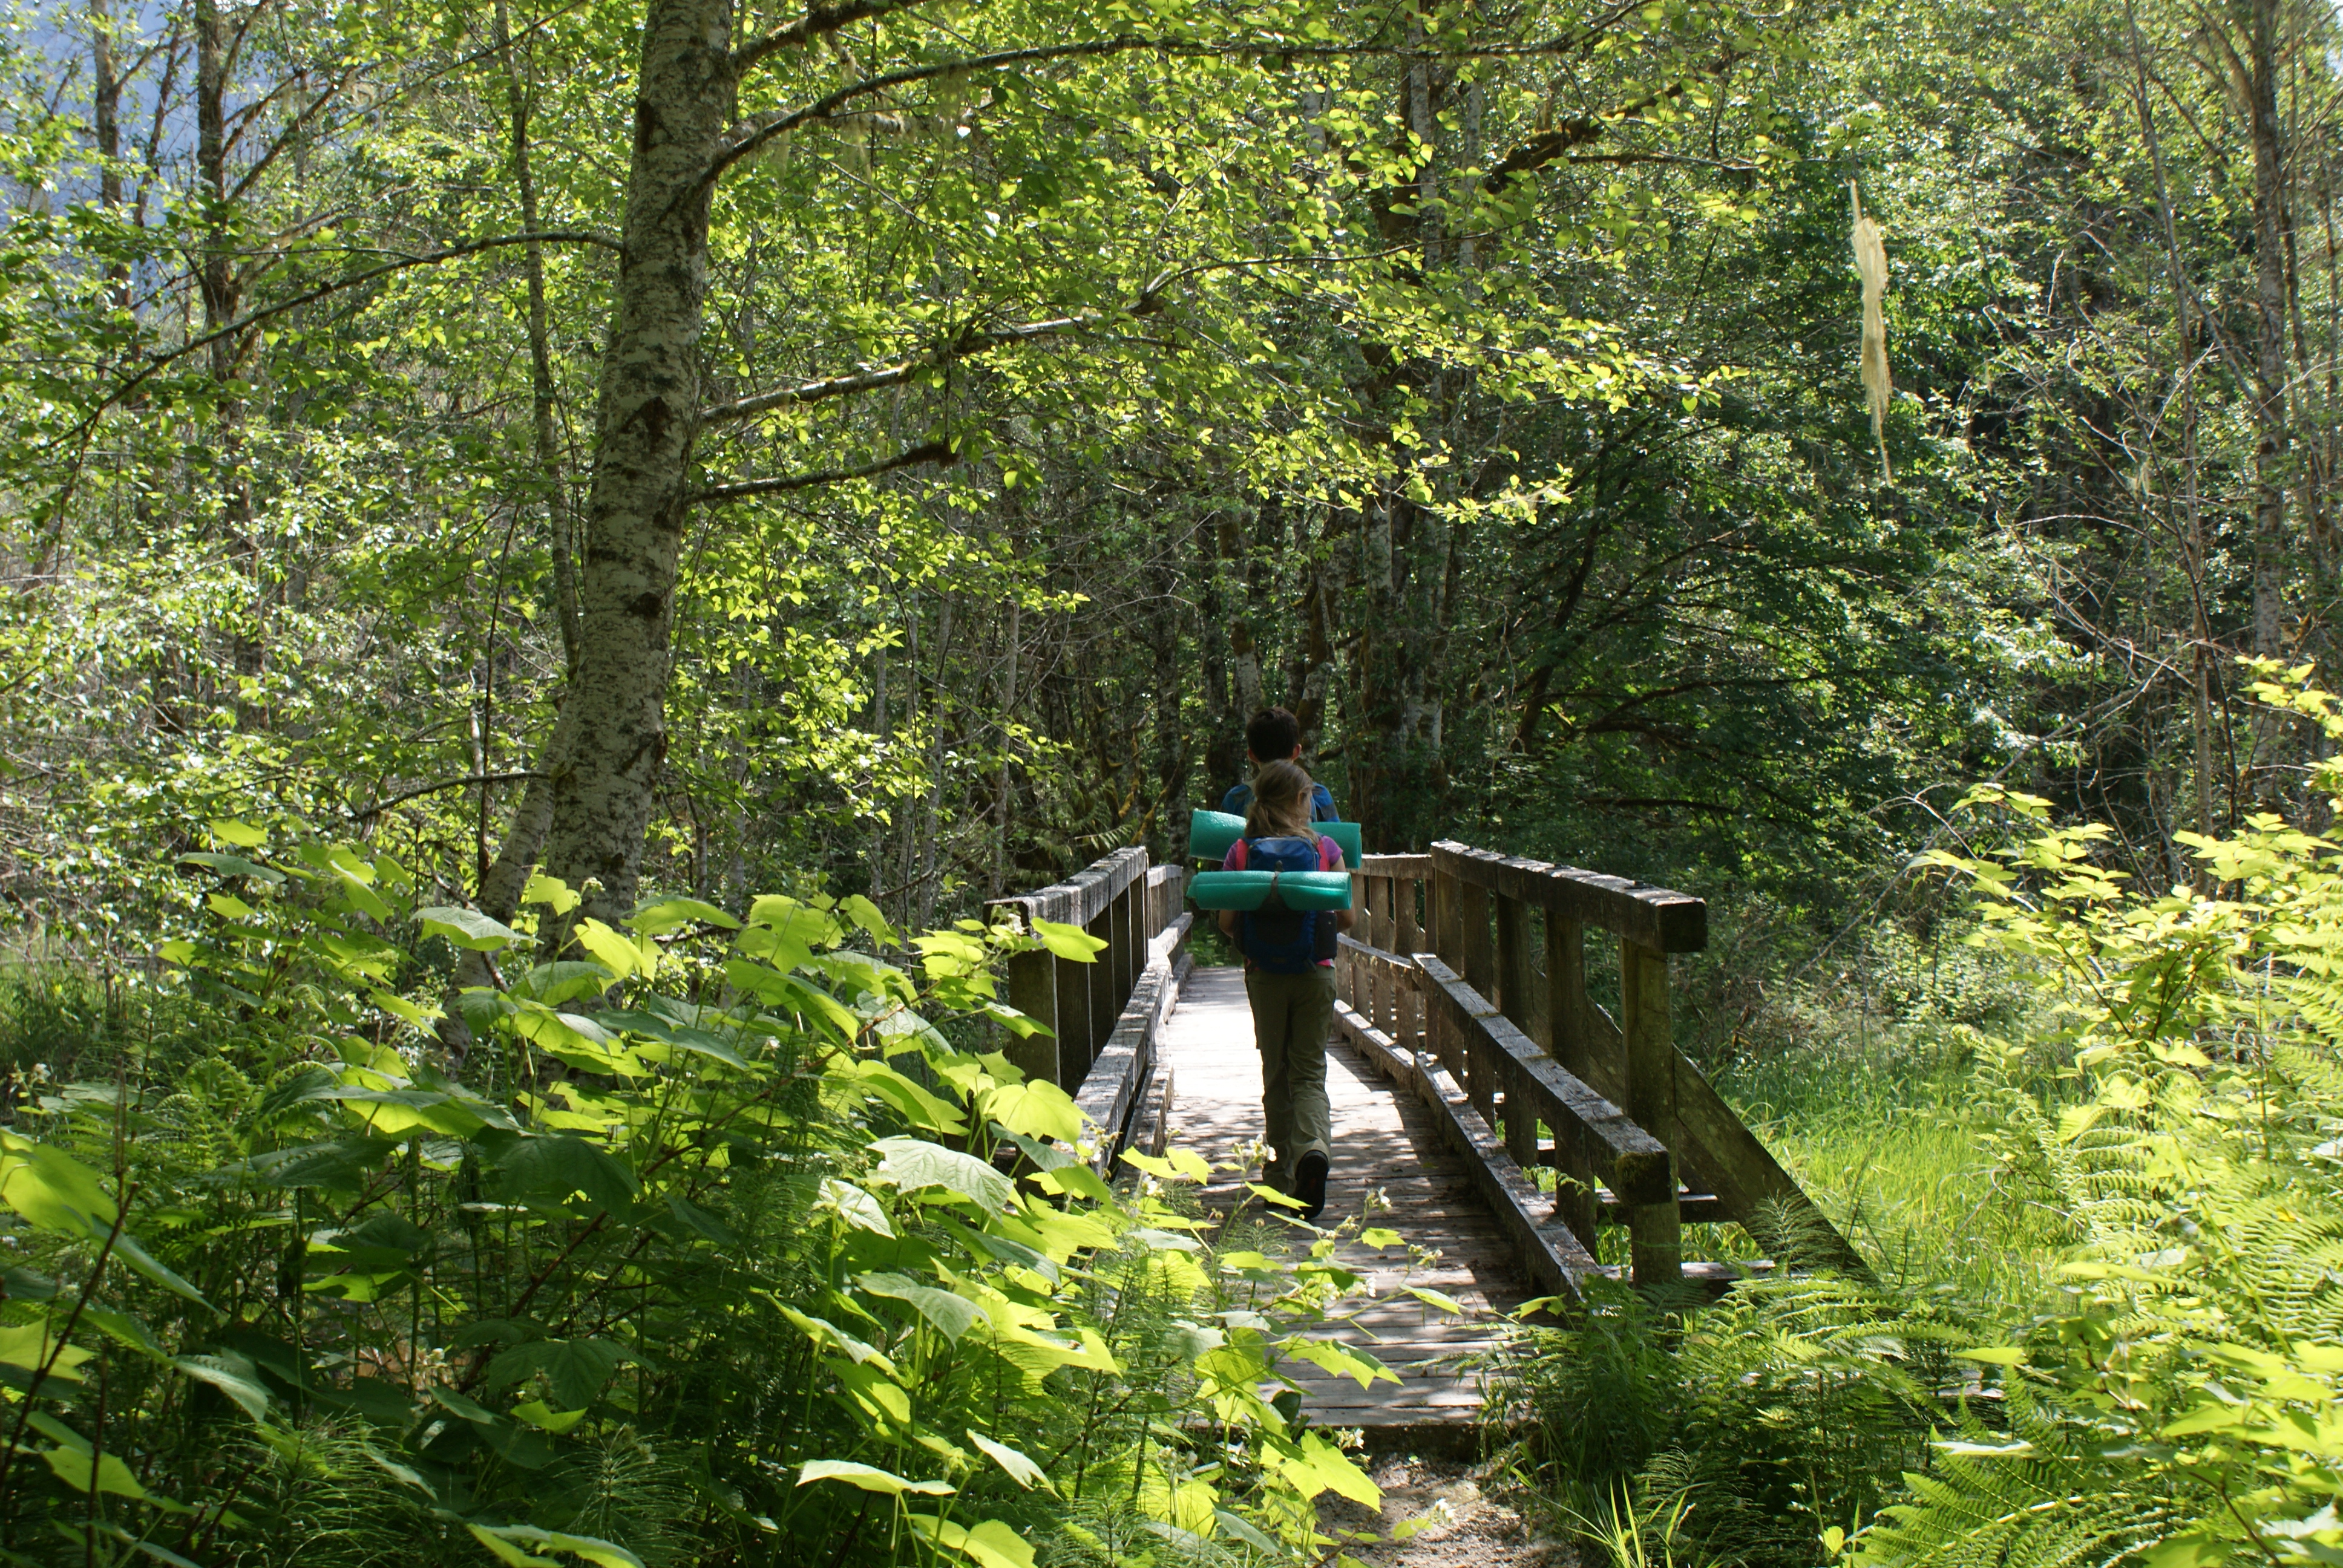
[537,0,736,931]
[195,0,260,714]
[2244,0,2292,661]
[496,0,581,673]
[91,0,126,309]
[992,592,1018,897]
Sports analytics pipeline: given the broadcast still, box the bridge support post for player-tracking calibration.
[1055,945,1092,1088]
[1622,937,1683,1289]
[1002,947,1060,1089]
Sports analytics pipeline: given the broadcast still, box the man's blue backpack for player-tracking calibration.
[1239,835,1335,975]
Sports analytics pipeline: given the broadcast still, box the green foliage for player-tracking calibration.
[1512,670,2343,1568]
[0,838,1407,1566]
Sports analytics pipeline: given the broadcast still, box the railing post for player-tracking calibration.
[1085,900,1116,1068]
[1003,939,1060,1088]
[1495,893,1530,1027]
[1458,877,1494,1000]
[1371,877,1396,1036]
[1622,936,1682,1287]
[1541,915,1591,1086]
[1054,939,1092,1087]
[1110,876,1136,1011]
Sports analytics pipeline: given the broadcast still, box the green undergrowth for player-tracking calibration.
[0,828,1435,1568]
[1498,668,2343,1568]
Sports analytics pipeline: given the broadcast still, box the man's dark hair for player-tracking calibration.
[1245,707,1301,761]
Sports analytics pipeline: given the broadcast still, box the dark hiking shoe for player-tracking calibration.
[1293,1150,1329,1222]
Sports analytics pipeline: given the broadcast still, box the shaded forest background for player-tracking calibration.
[2,2,2343,1566]
[4,0,2340,1032]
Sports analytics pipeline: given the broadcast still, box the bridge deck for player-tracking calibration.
[1158,965,1527,1434]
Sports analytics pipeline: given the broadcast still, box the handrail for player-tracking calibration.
[1334,838,1865,1299]
[1430,841,1705,953]
[988,848,1190,1175]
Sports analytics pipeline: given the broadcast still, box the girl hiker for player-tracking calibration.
[1215,760,1355,1221]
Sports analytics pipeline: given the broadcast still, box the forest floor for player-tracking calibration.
[1319,1454,1570,1567]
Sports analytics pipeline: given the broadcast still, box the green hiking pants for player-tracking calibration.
[1245,966,1336,1185]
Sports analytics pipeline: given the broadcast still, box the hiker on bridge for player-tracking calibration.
[1220,707,1341,822]
[1216,758,1355,1221]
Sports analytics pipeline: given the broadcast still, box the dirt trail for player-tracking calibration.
[1319,1455,1574,1568]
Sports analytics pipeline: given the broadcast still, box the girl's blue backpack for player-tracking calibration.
[1239,835,1334,974]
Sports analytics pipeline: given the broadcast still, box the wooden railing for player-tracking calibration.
[988,852,1192,1173]
[1335,842,1861,1299]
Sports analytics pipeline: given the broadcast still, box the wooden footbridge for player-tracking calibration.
[986,838,1858,1436]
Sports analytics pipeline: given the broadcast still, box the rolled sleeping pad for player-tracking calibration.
[1188,870,1354,911]
[1187,809,1247,863]
[1187,810,1363,869]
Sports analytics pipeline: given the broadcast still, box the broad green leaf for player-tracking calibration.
[497,1137,640,1214]
[43,1444,151,1499]
[0,1129,115,1230]
[572,918,645,980]
[724,959,860,1040]
[468,1524,644,1568]
[1360,1227,1403,1249]
[1031,918,1106,961]
[626,896,741,935]
[1403,1286,1465,1315]
[208,819,267,848]
[522,872,581,915]
[968,1430,1055,1492]
[837,894,896,945]
[908,1515,1040,1568]
[1032,1163,1115,1202]
[0,1321,92,1380]
[796,1459,954,1495]
[989,1080,1084,1142]
[816,1177,895,1236]
[1282,1336,1396,1388]
[178,852,284,883]
[857,1272,985,1340]
[418,906,524,953]
[467,1525,559,1567]
[773,1306,897,1376]
[485,1338,637,1408]
[868,1137,1014,1212]
[174,1353,272,1418]
[1122,1147,1211,1182]
[512,1400,588,1432]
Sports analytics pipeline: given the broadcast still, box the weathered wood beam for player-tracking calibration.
[1430,842,1706,954]
[986,844,1148,930]
[1331,998,1597,1301]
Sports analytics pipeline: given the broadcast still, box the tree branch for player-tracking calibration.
[351,771,545,822]
[695,440,958,505]
[703,302,1161,425]
[1483,60,1740,195]
[707,36,1165,191]
[734,0,936,74]
[79,230,623,434]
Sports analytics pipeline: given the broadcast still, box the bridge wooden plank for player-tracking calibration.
[1155,967,1529,1431]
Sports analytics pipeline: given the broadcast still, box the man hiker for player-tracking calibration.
[1221,707,1340,822]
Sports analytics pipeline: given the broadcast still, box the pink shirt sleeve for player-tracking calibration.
[1319,836,1344,872]
[1222,839,1247,871]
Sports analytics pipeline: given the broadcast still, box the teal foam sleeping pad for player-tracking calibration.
[1187,871,1354,911]
[1187,810,1362,869]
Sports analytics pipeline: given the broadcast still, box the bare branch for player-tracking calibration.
[78,230,622,433]
[734,0,936,74]
[704,303,1161,424]
[695,440,958,504]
